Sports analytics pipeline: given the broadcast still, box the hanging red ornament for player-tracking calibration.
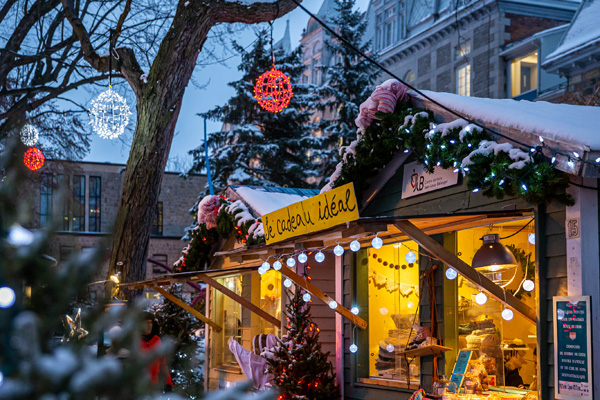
[24,147,45,171]
[254,67,293,113]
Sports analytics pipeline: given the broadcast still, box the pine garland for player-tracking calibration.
[329,101,574,206]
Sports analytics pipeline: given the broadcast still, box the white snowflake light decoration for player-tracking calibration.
[20,124,39,146]
[89,88,132,139]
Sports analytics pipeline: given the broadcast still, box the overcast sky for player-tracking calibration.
[83,0,370,169]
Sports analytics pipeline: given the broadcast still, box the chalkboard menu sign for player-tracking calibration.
[553,296,593,400]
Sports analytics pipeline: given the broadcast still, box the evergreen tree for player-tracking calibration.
[264,286,340,400]
[319,0,376,176]
[151,284,204,399]
[188,29,323,191]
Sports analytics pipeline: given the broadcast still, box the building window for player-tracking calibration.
[151,254,168,275]
[510,52,538,97]
[152,202,163,236]
[57,174,69,231]
[40,173,53,227]
[383,6,396,49]
[214,276,243,366]
[376,13,383,50]
[457,64,471,96]
[89,176,101,232]
[72,175,85,232]
[259,270,282,337]
[60,246,74,263]
[403,70,416,83]
[357,241,421,385]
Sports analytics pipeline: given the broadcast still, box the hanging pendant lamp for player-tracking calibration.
[471,234,518,273]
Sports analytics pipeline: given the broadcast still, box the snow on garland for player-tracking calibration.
[174,195,266,272]
[323,79,573,206]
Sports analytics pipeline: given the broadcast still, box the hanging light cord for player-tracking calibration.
[288,0,600,170]
[500,218,534,240]
[108,28,113,88]
[269,21,275,68]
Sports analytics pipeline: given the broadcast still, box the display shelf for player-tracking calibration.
[502,346,529,351]
[397,345,453,358]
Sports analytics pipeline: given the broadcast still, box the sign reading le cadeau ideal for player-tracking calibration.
[263,182,360,245]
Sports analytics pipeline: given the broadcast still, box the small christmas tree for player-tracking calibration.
[264,286,340,400]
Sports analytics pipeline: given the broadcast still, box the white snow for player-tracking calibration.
[233,187,313,216]
[545,0,600,63]
[417,90,600,149]
[140,73,148,84]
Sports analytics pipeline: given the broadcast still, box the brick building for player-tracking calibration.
[23,160,206,301]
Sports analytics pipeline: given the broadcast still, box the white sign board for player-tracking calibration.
[401,161,459,199]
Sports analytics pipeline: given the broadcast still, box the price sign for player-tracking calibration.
[554,296,593,399]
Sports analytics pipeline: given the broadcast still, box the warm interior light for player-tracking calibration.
[110,272,121,284]
[471,234,518,277]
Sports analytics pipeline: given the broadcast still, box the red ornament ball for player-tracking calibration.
[24,147,45,171]
[254,67,293,113]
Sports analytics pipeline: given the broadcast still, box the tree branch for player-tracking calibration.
[112,0,133,48]
[212,0,300,24]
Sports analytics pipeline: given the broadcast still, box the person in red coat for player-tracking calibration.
[141,312,173,392]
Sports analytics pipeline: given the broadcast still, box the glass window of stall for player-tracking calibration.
[259,270,282,337]
[356,240,421,387]
[449,219,538,393]
[211,275,243,368]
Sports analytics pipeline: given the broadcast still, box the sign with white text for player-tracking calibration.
[262,182,359,245]
[401,161,458,199]
[554,296,593,399]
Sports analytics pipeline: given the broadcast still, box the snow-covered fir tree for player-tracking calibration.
[319,0,375,176]
[263,285,340,400]
[188,28,323,191]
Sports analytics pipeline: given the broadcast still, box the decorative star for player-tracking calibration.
[62,308,88,342]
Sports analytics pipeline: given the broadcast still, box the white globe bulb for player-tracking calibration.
[315,251,325,263]
[523,279,535,292]
[286,258,295,268]
[528,233,535,245]
[405,251,417,264]
[475,292,488,305]
[273,260,282,270]
[380,307,389,315]
[333,245,344,256]
[298,253,308,263]
[502,308,514,321]
[329,301,338,309]
[303,293,311,302]
[371,236,383,249]
[349,344,358,353]
[258,266,266,275]
[386,344,395,352]
[350,307,359,315]
[0,287,16,308]
[7,225,34,246]
[350,240,361,252]
[445,267,458,280]
[262,261,270,270]
[283,278,292,288]
[407,301,415,309]
[20,124,39,146]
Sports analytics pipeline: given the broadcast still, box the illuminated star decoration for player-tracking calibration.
[23,147,45,171]
[20,124,39,147]
[88,88,132,139]
[62,308,88,342]
[253,67,293,113]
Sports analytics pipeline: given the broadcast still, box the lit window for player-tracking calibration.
[404,70,416,83]
[510,52,538,97]
[72,175,85,232]
[214,276,243,366]
[457,64,471,96]
[259,270,281,337]
[89,176,101,232]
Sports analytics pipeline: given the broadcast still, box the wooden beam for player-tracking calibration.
[393,220,537,325]
[152,286,222,332]
[197,274,281,329]
[278,267,368,330]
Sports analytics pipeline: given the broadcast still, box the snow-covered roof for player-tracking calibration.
[417,91,600,149]
[545,0,600,64]
[228,185,319,216]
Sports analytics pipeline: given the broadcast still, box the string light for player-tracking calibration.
[7,225,34,246]
[0,287,16,308]
[20,124,39,146]
[528,233,535,245]
[89,88,132,139]
[350,307,359,315]
[23,147,45,171]
[523,279,535,292]
[315,251,325,263]
[262,261,270,270]
[253,67,293,113]
[286,258,295,268]
[475,291,488,305]
[333,244,344,256]
[371,236,383,249]
[298,253,308,263]
[283,278,292,288]
[386,344,395,352]
[445,267,458,280]
[258,266,267,275]
[302,292,311,302]
[273,260,282,270]
[349,240,361,252]
[502,308,514,321]
[349,343,358,353]
[405,251,417,264]
[328,301,337,309]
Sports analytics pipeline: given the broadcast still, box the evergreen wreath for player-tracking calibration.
[328,100,574,206]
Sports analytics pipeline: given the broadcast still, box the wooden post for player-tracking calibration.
[152,286,222,332]
[197,274,281,328]
[278,266,368,330]
[393,221,537,324]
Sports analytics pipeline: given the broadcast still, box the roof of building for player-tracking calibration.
[228,185,320,216]
[274,20,291,53]
[306,0,338,35]
[544,0,600,64]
